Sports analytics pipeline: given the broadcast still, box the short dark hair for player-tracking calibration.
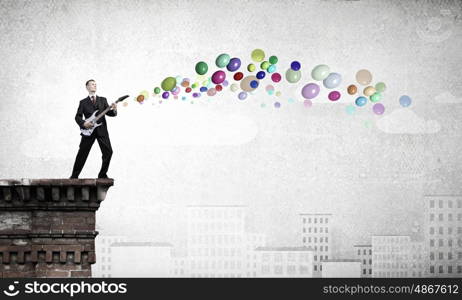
[85,79,95,86]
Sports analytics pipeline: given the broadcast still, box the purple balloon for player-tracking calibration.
[238,91,247,100]
[373,103,385,115]
[328,91,341,101]
[211,70,226,84]
[301,83,320,99]
[162,91,169,99]
[226,58,241,72]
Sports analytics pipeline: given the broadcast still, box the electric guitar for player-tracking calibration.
[81,95,129,136]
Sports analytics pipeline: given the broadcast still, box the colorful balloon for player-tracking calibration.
[211,70,226,84]
[247,64,256,72]
[274,102,281,108]
[215,85,223,92]
[356,69,372,85]
[216,54,230,68]
[347,84,357,95]
[260,61,270,70]
[240,75,259,92]
[251,49,265,62]
[375,82,386,93]
[161,77,176,91]
[311,64,330,81]
[346,105,356,115]
[230,83,239,92]
[328,91,341,101]
[323,72,342,89]
[291,61,301,71]
[162,91,170,99]
[195,61,208,75]
[301,83,320,99]
[355,96,367,107]
[227,57,241,72]
[267,64,276,73]
[269,56,278,64]
[234,72,244,81]
[207,88,217,96]
[363,86,376,97]
[373,103,385,115]
[256,71,266,79]
[250,80,259,88]
[370,92,382,102]
[238,91,248,100]
[271,73,281,83]
[399,95,412,107]
[286,68,301,83]
[154,87,161,94]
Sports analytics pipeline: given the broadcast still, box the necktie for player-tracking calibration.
[91,96,96,106]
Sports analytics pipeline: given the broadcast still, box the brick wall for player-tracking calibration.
[0,178,113,278]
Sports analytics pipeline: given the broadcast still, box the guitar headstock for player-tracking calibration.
[116,95,129,103]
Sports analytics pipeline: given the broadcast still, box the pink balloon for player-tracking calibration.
[271,73,282,83]
[212,71,226,84]
[328,91,341,101]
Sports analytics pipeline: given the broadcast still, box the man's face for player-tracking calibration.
[86,81,97,93]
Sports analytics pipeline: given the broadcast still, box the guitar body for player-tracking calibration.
[78,95,129,136]
[80,110,103,136]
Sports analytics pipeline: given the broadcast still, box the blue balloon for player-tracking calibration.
[399,95,412,107]
[355,96,367,107]
[250,80,259,88]
[323,72,342,89]
[291,61,301,71]
[267,64,276,73]
[200,87,208,92]
[256,71,266,79]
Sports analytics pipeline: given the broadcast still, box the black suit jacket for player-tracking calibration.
[75,96,117,137]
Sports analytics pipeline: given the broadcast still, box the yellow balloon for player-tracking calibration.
[363,86,376,96]
[251,49,265,62]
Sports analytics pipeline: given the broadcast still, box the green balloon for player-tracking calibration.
[260,61,270,70]
[154,87,161,94]
[195,61,208,75]
[215,53,230,68]
[269,56,278,64]
[311,64,330,81]
[375,82,386,93]
[370,92,382,102]
[161,77,176,91]
[285,68,301,83]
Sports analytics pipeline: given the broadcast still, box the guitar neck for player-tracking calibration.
[94,106,113,122]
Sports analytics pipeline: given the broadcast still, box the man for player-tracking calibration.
[70,79,117,179]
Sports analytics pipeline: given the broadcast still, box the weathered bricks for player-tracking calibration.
[0,178,113,278]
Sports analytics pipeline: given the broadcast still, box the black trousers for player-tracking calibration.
[71,133,113,178]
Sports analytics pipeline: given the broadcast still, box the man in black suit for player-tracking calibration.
[70,79,117,179]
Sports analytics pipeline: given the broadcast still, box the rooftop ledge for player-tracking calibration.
[0,178,114,211]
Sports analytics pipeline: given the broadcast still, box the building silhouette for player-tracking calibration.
[300,213,332,277]
[353,244,372,277]
[424,195,462,277]
[254,247,314,277]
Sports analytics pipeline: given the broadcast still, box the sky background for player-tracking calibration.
[1,0,462,259]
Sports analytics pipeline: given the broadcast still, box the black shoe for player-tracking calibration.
[69,176,78,179]
[98,174,109,179]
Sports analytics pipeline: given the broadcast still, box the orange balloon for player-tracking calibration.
[347,84,357,95]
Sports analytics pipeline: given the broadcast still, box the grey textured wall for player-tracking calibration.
[1,0,461,260]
